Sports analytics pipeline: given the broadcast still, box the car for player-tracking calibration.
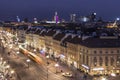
[62,72,73,77]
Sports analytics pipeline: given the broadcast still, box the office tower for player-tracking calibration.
[16,16,20,22]
[70,14,76,22]
[54,12,59,23]
[34,18,38,23]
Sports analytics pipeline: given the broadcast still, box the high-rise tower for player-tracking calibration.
[54,12,59,23]
[16,16,20,22]
[70,14,76,22]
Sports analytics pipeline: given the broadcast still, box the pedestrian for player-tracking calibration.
[83,74,87,80]
[8,52,10,56]
[61,69,63,72]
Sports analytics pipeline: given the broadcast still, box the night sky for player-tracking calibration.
[0,0,120,21]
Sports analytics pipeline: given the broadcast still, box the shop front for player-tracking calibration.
[81,64,90,73]
[91,67,104,75]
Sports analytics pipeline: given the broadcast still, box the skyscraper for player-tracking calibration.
[70,14,76,22]
[16,16,20,22]
[54,12,59,24]
[34,18,38,23]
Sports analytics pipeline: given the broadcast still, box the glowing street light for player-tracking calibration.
[16,51,19,54]
[55,63,59,73]
[101,77,107,80]
[10,70,15,74]
[26,59,31,68]
[34,49,36,52]
[10,70,15,78]
[6,65,10,69]
[46,55,49,80]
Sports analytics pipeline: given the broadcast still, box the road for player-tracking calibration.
[1,30,120,80]
[0,44,70,80]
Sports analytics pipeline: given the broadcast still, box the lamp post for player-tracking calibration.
[55,63,59,73]
[16,51,19,55]
[10,70,15,79]
[34,49,36,54]
[26,59,30,68]
[46,55,49,80]
[16,51,20,58]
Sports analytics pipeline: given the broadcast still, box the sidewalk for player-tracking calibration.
[35,52,93,80]
[25,48,93,80]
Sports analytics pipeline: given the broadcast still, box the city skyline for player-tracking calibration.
[0,0,120,21]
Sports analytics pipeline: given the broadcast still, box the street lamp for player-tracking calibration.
[55,63,59,73]
[46,55,49,80]
[34,49,36,54]
[16,51,20,58]
[1,57,3,61]
[16,51,19,54]
[10,70,15,79]
[6,65,10,69]
[101,78,106,80]
[26,59,31,68]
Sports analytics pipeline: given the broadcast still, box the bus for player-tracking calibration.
[19,46,43,64]
[28,52,43,64]
[19,46,29,55]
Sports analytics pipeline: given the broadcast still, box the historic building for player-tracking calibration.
[78,36,120,75]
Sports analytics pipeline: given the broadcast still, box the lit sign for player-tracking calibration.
[82,64,89,69]
[92,68,104,71]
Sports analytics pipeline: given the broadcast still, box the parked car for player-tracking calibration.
[62,72,73,77]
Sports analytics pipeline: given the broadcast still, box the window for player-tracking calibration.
[116,56,120,66]
[94,51,97,54]
[105,51,108,53]
[105,56,108,66]
[83,55,85,63]
[111,51,113,53]
[100,51,102,53]
[87,50,88,53]
[110,57,114,66]
[93,57,97,66]
[117,50,119,53]
[86,56,88,65]
[83,49,85,52]
[99,57,103,66]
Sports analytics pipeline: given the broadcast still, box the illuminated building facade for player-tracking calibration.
[54,12,59,24]
[78,37,120,75]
